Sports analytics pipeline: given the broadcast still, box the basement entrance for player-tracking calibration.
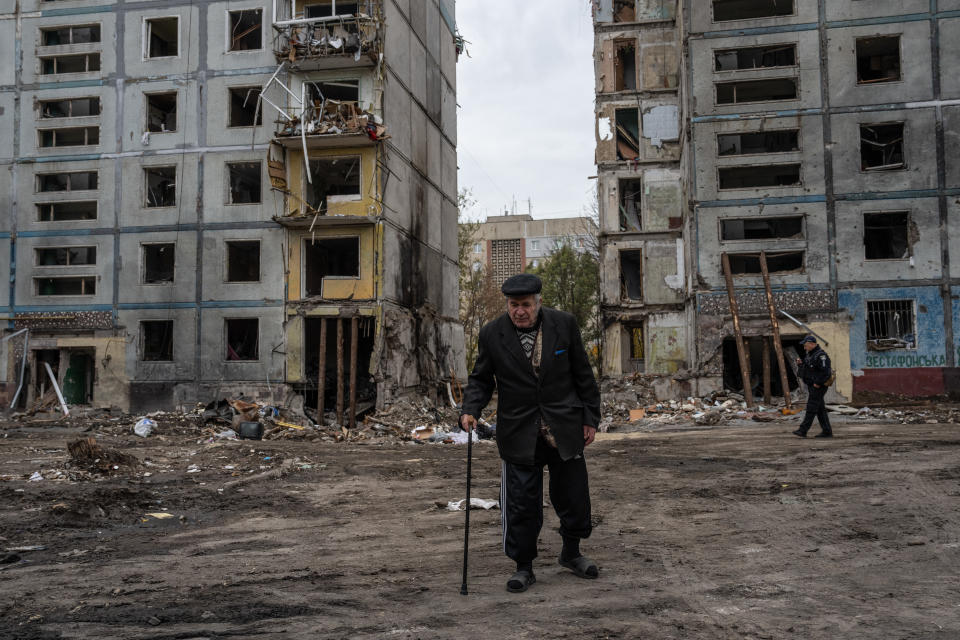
[303,316,376,425]
[722,336,801,398]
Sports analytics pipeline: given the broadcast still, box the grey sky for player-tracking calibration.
[455,1,597,222]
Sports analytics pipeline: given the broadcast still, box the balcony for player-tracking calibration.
[272,99,389,149]
[271,1,381,70]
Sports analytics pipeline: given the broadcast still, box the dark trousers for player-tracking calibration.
[799,383,832,434]
[500,437,592,564]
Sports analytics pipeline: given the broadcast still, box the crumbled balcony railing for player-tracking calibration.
[275,99,389,141]
[273,14,380,64]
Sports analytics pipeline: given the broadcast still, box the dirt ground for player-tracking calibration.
[1,413,959,639]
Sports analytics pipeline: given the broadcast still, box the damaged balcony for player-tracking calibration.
[271,0,381,70]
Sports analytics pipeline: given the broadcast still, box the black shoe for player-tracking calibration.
[814,432,833,438]
[506,569,536,593]
[792,429,807,438]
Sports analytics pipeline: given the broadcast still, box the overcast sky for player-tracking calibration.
[454,1,597,222]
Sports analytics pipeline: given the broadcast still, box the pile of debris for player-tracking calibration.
[276,15,379,63]
[276,101,389,141]
[601,391,797,432]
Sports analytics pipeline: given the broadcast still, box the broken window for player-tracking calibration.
[228,9,262,51]
[860,123,904,171]
[226,318,259,360]
[141,320,174,361]
[713,0,794,21]
[37,201,97,222]
[614,40,637,91]
[41,24,101,45]
[146,92,177,133]
[718,163,801,189]
[716,78,797,104]
[308,79,360,103]
[35,246,96,266]
[615,108,640,161]
[620,250,643,300]
[226,240,261,282]
[720,216,803,240]
[40,53,100,75]
[714,45,796,71]
[306,156,361,211]
[229,87,262,127]
[36,171,98,192]
[145,17,179,58]
[142,243,175,284]
[864,212,910,260]
[866,300,916,349]
[305,1,359,18]
[727,251,804,274]
[856,36,901,84]
[227,162,262,204]
[304,237,360,296]
[144,166,176,207]
[718,130,799,156]
[619,179,642,231]
[612,0,635,22]
[39,126,99,147]
[39,97,101,119]
[35,276,96,296]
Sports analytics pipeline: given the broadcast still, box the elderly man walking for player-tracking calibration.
[460,273,602,593]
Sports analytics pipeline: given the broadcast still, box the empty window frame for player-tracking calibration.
[308,79,360,103]
[41,24,101,46]
[866,299,915,349]
[716,78,797,104]
[39,97,101,119]
[40,53,100,75]
[225,240,261,282]
[305,1,359,19]
[718,129,799,156]
[37,201,97,222]
[720,216,804,241]
[714,44,796,71]
[144,17,179,58]
[39,126,99,147]
[227,162,262,204]
[228,87,262,127]
[614,40,637,91]
[36,171,98,192]
[615,108,640,161]
[864,211,910,260]
[727,251,804,274]
[35,276,96,296]
[856,36,901,84]
[860,123,904,171]
[142,243,175,284]
[619,179,642,231]
[303,236,360,296]
[35,246,96,266]
[228,9,262,51]
[713,0,794,22]
[225,318,259,360]
[620,250,643,300]
[612,0,635,22]
[144,166,176,207]
[145,92,177,132]
[306,156,361,211]
[718,163,801,189]
[141,320,174,361]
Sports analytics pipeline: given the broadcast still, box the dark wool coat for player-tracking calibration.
[461,307,601,465]
[799,345,832,386]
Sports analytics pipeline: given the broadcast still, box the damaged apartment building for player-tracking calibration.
[0,0,464,416]
[594,0,960,401]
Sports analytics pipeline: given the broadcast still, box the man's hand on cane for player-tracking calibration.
[461,414,477,432]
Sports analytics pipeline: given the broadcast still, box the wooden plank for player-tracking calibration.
[721,253,755,408]
[762,336,772,405]
[317,318,327,425]
[349,316,358,430]
[760,251,793,410]
[336,318,344,427]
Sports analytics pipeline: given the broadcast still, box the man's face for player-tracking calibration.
[803,341,816,353]
[507,295,540,329]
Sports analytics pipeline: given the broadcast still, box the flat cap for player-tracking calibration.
[501,273,542,296]
[800,335,817,344]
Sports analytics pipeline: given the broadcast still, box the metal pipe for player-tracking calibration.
[317,318,327,426]
[779,310,830,346]
[9,329,29,410]
[336,318,344,427]
[44,362,69,417]
[349,316,358,429]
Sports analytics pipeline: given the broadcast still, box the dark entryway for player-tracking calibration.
[722,336,801,398]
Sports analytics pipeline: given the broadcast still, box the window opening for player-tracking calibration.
[145,17,179,58]
[718,163,801,189]
[144,166,176,207]
[229,9,262,51]
[620,250,643,300]
[41,24,101,45]
[305,1,359,18]
[308,79,360,103]
[141,321,174,361]
[714,45,796,71]
[306,156,361,212]
[226,318,259,360]
[864,212,910,260]
[39,97,100,119]
[227,162,262,204]
[226,240,261,282]
[619,179,642,231]
[860,123,904,171]
[35,247,96,266]
[37,171,98,192]
[35,276,96,295]
[615,41,637,91]
[720,216,803,240]
[142,243,175,284]
[37,201,97,222]
[727,251,804,274]
[612,0,635,22]
[856,36,901,84]
[615,108,640,160]
[713,0,794,21]
[304,236,360,296]
[146,92,177,132]
[229,87,262,127]
[39,126,99,147]
[40,53,100,74]
[717,130,799,156]
[866,300,915,349]
[716,78,797,104]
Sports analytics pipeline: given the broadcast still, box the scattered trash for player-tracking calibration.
[628,408,646,422]
[443,498,499,511]
[28,471,43,482]
[134,418,157,437]
[144,512,174,520]
[5,546,46,552]
[67,437,140,474]
[186,465,201,474]
[237,421,264,440]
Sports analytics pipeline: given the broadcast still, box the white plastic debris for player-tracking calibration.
[134,418,157,437]
[28,471,43,482]
[186,464,201,474]
[446,498,499,511]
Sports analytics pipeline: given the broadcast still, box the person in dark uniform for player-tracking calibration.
[793,335,833,438]
[460,273,602,593]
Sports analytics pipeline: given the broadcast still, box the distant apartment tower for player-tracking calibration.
[0,0,462,414]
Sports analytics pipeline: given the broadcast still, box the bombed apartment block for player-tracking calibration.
[0,0,463,416]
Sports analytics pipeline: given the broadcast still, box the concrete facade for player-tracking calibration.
[0,0,463,414]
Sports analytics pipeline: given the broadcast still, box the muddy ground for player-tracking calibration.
[1,414,959,639]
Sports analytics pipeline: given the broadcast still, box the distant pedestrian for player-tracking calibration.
[792,335,833,438]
